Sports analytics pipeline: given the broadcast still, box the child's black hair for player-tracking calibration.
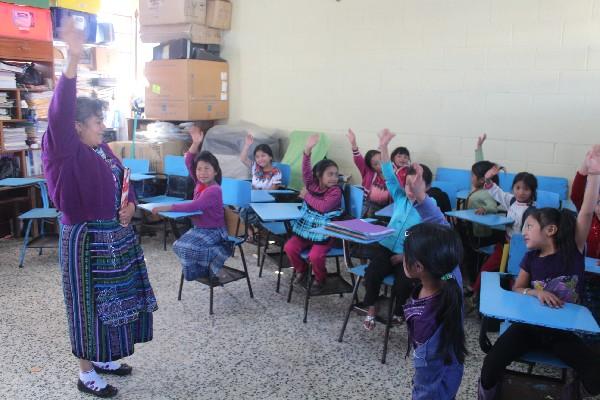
[472,161,499,185]
[391,146,410,162]
[527,208,577,271]
[254,143,274,159]
[75,97,107,123]
[364,149,381,171]
[513,172,538,203]
[193,151,222,184]
[403,223,467,365]
[312,159,338,182]
[406,163,433,187]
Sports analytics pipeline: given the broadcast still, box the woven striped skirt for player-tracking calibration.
[173,226,233,281]
[60,220,158,362]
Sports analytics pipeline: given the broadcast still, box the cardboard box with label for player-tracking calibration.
[206,0,231,30]
[139,0,206,26]
[140,23,221,44]
[145,59,229,121]
[107,140,190,174]
[92,47,118,73]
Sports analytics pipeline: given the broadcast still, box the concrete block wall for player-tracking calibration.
[221,0,600,186]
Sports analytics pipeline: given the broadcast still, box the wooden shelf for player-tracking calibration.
[0,119,28,123]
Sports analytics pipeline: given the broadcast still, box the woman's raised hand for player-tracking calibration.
[60,17,85,58]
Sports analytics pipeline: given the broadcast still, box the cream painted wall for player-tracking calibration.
[221,0,600,185]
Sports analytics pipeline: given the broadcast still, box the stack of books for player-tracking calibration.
[0,92,14,120]
[325,219,395,241]
[23,91,53,119]
[2,126,27,150]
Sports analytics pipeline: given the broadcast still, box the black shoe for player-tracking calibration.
[311,279,326,294]
[93,363,133,376]
[294,272,306,285]
[77,379,118,398]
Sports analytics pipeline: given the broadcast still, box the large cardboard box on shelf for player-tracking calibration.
[92,47,119,73]
[206,0,231,30]
[107,140,190,174]
[139,0,206,26]
[144,59,228,121]
[140,23,221,45]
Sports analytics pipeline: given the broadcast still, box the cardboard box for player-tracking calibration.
[206,0,231,30]
[144,59,229,121]
[107,140,190,174]
[140,23,221,44]
[139,0,206,26]
[92,47,118,73]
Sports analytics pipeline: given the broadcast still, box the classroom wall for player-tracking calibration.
[221,0,600,184]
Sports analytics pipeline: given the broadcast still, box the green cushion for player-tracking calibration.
[281,131,331,190]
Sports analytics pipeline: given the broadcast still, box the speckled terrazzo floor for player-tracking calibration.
[0,234,586,400]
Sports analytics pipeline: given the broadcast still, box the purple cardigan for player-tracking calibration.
[42,75,135,225]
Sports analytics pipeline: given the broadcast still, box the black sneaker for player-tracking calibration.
[311,279,326,294]
[77,379,118,398]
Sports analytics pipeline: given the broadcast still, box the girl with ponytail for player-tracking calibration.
[402,222,466,400]
[479,145,600,399]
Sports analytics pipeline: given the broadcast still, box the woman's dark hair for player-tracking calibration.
[513,172,538,203]
[391,146,410,162]
[528,208,577,270]
[472,161,499,185]
[193,151,222,184]
[404,223,467,365]
[75,97,107,123]
[312,159,338,182]
[364,149,381,171]
[254,143,274,159]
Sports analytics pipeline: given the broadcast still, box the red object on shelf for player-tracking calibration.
[0,3,53,42]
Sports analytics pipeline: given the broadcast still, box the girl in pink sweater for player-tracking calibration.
[346,129,392,217]
[284,134,343,291]
[153,127,232,280]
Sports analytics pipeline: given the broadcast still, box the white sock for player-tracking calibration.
[92,361,121,371]
[79,369,108,391]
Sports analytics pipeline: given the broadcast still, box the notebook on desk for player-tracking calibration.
[326,219,395,240]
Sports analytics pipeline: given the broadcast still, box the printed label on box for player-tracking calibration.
[152,84,161,94]
[220,72,227,80]
[148,0,164,10]
[221,81,227,92]
[220,93,227,101]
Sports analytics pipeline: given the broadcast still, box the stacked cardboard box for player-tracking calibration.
[139,0,231,121]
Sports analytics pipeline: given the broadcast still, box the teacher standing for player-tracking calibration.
[42,19,158,398]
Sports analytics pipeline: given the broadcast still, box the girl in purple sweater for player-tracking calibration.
[152,127,232,281]
[284,134,343,291]
[42,20,157,398]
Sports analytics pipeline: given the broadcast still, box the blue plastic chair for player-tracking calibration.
[536,190,560,209]
[272,162,291,187]
[123,158,150,174]
[505,233,528,276]
[537,176,569,201]
[431,180,460,210]
[435,167,471,192]
[177,178,254,315]
[17,181,59,268]
[499,172,516,192]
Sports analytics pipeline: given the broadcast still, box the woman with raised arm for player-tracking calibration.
[42,19,157,398]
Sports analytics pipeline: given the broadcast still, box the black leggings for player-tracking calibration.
[480,323,600,394]
[362,245,416,316]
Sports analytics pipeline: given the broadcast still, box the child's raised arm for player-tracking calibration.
[484,165,513,209]
[575,145,600,252]
[185,126,204,184]
[347,129,368,178]
[475,133,486,162]
[302,134,320,187]
[378,129,405,200]
[240,132,253,169]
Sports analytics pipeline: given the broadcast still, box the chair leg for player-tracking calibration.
[238,244,254,298]
[177,272,184,300]
[381,294,395,364]
[303,263,312,323]
[18,220,33,268]
[259,231,270,276]
[287,268,295,303]
[338,275,361,342]
[163,220,168,251]
[276,240,285,293]
[255,228,260,266]
[209,285,214,315]
[335,256,343,297]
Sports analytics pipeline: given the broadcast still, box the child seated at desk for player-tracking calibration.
[478,146,600,400]
[152,127,232,281]
[391,145,411,186]
[346,128,392,218]
[283,134,343,291]
[403,223,466,400]
[470,156,538,301]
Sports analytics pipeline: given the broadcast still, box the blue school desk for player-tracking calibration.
[267,189,296,195]
[251,190,275,203]
[457,189,470,200]
[130,173,155,182]
[250,202,302,222]
[0,177,46,186]
[585,257,600,275]
[446,209,514,228]
[480,272,600,334]
[138,201,202,219]
[374,203,394,218]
